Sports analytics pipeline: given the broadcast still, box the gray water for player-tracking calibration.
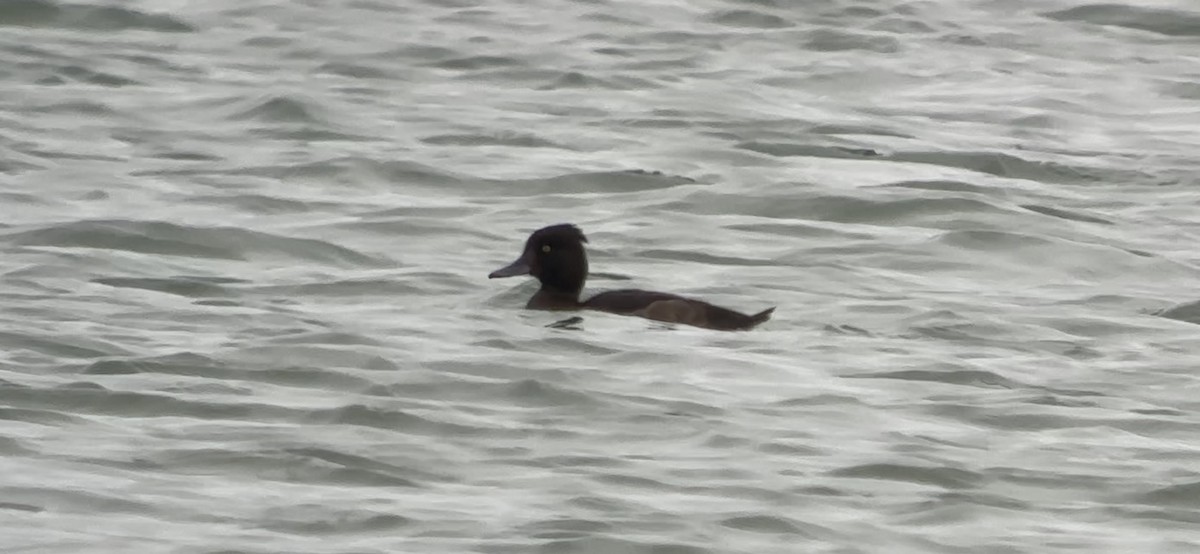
[3,0,1200,552]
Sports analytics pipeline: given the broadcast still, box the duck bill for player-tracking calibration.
[489,254,532,278]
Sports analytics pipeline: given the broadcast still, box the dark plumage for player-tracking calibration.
[489,224,775,331]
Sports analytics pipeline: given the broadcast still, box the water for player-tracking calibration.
[3,0,1200,552]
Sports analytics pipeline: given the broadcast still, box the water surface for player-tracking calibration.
[3,0,1200,552]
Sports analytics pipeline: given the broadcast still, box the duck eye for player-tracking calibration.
[542,245,551,253]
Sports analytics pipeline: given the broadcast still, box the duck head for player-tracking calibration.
[489,224,589,298]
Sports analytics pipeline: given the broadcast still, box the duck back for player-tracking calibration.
[584,289,774,331]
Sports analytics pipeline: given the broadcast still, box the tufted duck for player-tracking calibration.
[489,224,775,331]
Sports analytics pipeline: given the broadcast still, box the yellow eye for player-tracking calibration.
[542,245,551,253]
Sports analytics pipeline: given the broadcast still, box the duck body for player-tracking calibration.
[490,224,774,331]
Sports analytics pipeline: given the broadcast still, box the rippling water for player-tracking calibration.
[3,0,1200,552]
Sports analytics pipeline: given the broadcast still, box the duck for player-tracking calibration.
[489,224,775,331]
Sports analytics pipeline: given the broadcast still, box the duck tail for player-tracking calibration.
[747,307,775,328]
